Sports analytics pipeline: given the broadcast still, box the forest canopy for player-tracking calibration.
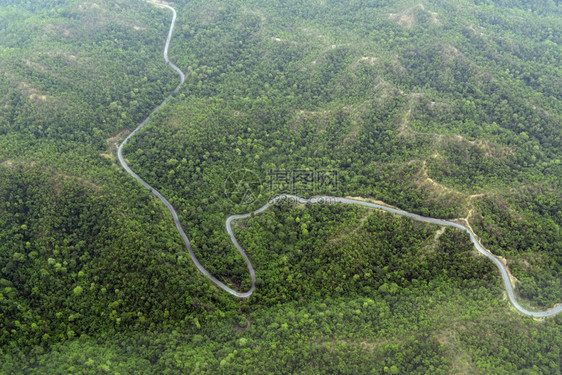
[0,0,561,373]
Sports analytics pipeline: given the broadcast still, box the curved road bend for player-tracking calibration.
[228,196,562,318]
[118,2,255,297]
[119,3,561,316]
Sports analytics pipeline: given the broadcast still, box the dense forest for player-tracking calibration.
[0,0,561,373]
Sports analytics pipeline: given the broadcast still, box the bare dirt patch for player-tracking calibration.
[106,129,129,144]
[444,135,513,159]
[29,93,48,101]
[344,196,401,211]
[359,56,376,65]
[389,9,416,28]
[1,159,37,169]
[1,160,14,168]
[467,23,485,36]
[420,160,462,199]
[234,316,251,333]
[497,255,520,286]
[428,11,441,25]
[102,129,130,160]
[440,43,461,63]
[433,226,446,241]
[389,4,440,28]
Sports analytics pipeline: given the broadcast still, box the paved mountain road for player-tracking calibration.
[117,2,562,317]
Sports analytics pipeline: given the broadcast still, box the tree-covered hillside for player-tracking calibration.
[0,0,561,373]
[126,0,561,304]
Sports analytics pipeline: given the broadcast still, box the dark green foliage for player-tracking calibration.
[3,204,561,374]
[0,0,560,372]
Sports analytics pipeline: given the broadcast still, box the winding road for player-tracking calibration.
[118,2,562,316]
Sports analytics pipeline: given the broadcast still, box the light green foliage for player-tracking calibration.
[0,0,560,372]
